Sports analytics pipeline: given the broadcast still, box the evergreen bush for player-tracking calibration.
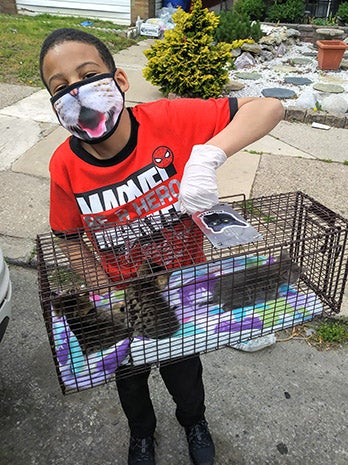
[214,9,263,43]
[143,0,232,98]
[234,0,267,21]
[337,1,348,24]
[266,0,306,23]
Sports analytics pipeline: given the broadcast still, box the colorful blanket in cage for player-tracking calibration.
[52,255,323,391]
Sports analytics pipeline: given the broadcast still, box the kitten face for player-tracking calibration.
[124,261,179,339]
[51,288,130,355]
[51,290,93,318]
[278,252,301,283]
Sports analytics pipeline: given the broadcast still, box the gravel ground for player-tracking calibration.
[227,40,348,108]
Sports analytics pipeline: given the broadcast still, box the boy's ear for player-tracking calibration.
[114,68,130,93]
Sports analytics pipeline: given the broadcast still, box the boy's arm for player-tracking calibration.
[57,237,111,289]
[206,97,285,156]
[179,97,284,214]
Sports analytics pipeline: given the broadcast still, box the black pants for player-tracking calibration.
[116,356,206,438]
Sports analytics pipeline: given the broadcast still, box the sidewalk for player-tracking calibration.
[0,39,347,312]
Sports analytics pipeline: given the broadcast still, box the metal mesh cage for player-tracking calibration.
[36,191,348,394]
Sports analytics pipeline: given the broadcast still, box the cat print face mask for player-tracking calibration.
[50,72,125,144]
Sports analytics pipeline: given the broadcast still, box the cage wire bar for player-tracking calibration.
[36,191,348,394]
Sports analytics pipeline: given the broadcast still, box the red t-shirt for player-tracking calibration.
[49,97,238,281]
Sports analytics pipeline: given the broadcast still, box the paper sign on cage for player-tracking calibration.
[192,203,263,249]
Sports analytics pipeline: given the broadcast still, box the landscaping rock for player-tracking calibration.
[321,94,348,113]
[274,43,287,57]
[316,28,345,40]
[294,88,318,108]
[231,47,242,58]
[285,28,301,39]
[241,43,262,54]
[234,52,256,68]
[341,58,348,70]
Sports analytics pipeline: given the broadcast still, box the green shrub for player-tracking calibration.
[266,0,306,23]
[310,13,337,26]
[337,1,348,24]
[215,9,263,43]
[315,319,348,344]
[250,20,264,42]
[143,0,232,98]
[234,0,267,21]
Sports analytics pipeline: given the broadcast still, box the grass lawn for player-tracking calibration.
[0,13,137,87]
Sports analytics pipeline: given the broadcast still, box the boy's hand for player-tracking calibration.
[179,144,227,214]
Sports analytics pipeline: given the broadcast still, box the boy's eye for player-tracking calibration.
[84,72,97,79]
[53,84,67,95]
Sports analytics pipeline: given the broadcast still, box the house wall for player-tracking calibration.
[15,0,132,25]
[0,0,17,13]
[130,0,158,24]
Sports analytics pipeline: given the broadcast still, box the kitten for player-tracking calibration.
[51,289,131,355]
[51,261,179,354]
[118,261,180,340]
[212,252,301,312]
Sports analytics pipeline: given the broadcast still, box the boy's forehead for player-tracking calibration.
[42,41,106,79]
[46,41,102,63]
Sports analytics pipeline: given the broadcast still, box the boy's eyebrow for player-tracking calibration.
[47,61,102,88]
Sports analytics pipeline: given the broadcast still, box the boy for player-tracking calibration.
[39,28,284,465]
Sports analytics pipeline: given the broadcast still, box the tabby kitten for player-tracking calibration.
[51,289,131,355]
[51,261,179,354]
[118,261,180,340]
[212,252,301,312]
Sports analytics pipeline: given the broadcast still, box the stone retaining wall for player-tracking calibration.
[285,106,348,128]
[264,22,348,44]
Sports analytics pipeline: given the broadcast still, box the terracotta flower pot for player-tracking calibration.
[316,40,348,70]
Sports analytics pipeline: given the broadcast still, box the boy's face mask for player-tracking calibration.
[50,72,125,144]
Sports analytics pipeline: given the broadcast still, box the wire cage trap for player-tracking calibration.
[36,191,348,394]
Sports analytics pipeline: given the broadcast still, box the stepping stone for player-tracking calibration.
[302,51,317,58]
[284,76,313,86]
[235,72,262,80]
[289,57,312,65]
[319,75,348,84]
[272,65,298,73]
[261,87,297,99]
[313,82,345,93]
[226,81,245,91]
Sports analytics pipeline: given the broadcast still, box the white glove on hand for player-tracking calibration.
[179,144,227,214]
